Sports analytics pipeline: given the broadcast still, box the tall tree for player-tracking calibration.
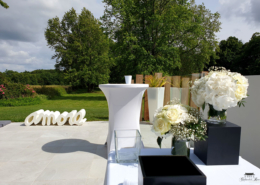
[45,8,111,91]
[239,32,260,75]
[206,36,243,71]
[0,0,9,9]
[102,0,221,81]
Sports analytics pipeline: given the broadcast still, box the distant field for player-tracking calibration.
[0,90,109,122]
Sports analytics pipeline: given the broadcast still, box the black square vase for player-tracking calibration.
[194,121,241,165]
[138,156,206,185]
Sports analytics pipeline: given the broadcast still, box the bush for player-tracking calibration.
[34,86,68,98]
[0,83,36,100]
[0,95,47,107]
[4,69,68,85]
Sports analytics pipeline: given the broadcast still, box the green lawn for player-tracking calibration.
[0,91,108,122]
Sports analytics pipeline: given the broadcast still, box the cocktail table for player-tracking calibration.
[99,84,149,155]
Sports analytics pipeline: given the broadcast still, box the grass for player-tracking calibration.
[0,95,47,107]
[0,90,108,122]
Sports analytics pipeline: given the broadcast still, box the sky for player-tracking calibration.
[0,0,259,72]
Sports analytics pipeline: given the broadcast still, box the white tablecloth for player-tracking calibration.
[99,84,149,156]
[105,148,260,185]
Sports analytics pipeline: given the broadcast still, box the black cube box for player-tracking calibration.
[194,121,241,165]
[138,156,206,185]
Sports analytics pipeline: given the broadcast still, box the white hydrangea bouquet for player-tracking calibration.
[152,99,207,150]
[191,66,249,124]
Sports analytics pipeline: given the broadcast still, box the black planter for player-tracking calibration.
[138,156,206,185]
[194,121,241,165]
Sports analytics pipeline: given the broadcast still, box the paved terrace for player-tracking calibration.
[0,121,171,185]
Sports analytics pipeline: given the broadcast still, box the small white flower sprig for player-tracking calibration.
[152,98,207,148]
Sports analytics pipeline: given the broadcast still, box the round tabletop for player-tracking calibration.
[99,84,149,88]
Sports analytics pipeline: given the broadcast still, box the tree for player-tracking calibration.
[209,33,260,75]
[102,0,221,82]
[0,0,9,9]
[239,32,260,75]
[206,36,243,71]
[45,8,111,91]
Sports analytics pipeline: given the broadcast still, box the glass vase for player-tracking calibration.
[207,104,227,124]
[114,129,142,163]
[171,137,190,157]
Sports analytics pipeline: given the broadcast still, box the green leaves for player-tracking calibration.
[202,102,206,111]
[208,33,260,76]
[102,0,221,80]
[45,8,111,91]
[0,0,9,9]
[208,104,227,120]
[157,137,163,149]
[238,98,247,107]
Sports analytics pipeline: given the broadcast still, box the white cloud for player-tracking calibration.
[0,0,105,72]
[1,0,260,72]
[215,0,260,42]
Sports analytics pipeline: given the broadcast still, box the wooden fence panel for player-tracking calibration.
[164,76,171,105]
[201,71,209,77]
[181,77,190,105]
[136,75,143,84]
[172,76,181,87]
[155,73,162,79]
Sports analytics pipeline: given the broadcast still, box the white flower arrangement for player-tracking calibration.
[191,66,249,111]
[152,99,207,148]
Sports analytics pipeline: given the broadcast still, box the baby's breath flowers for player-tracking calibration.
[152,99,207,148]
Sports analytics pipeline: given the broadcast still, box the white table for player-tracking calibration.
[105,148,260,185]
[99,84,149,155]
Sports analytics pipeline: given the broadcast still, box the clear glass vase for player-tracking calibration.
[114,129,142,163]
[207,104,227,124]
[171,137,190,157]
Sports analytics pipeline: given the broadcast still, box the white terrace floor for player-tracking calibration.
[0,121,171,185]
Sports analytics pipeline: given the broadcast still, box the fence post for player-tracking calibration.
[155,73,162,79]
[136,74,144,121]
[172,76,181,88]
[164,76,171,105]
[181,77,190,105]
[190,73,200,108]
[201,71,208,77]
[131,79,134,84]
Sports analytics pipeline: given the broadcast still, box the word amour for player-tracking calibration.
[25,109,86,126]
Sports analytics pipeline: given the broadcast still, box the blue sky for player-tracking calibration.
[0,0,259,72]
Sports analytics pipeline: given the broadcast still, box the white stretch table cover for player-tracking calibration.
[99,84,149,155]
[105,148,260,185]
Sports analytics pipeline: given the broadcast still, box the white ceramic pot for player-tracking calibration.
[147,87,165,123]
[170,87,182,102]
[125,75,132,84]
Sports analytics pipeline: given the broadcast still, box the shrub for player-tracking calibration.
[0,95,47,107]
[0,83,36,100]
[34,86,67,98]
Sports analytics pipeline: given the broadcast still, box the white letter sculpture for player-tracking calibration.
[24,109,87,126]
